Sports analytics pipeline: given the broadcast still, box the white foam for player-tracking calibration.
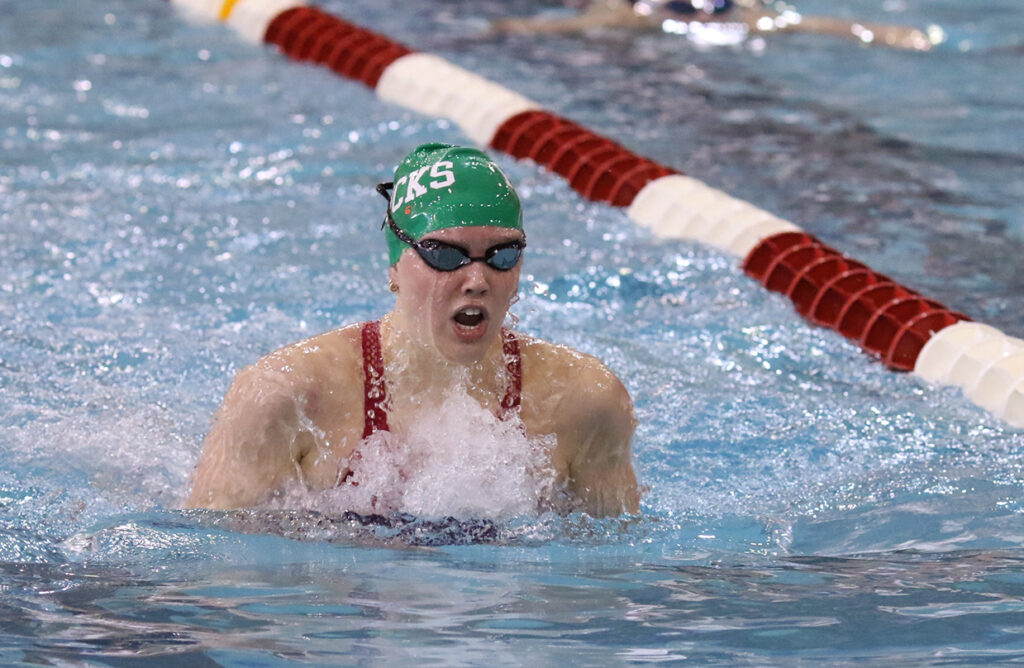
[7,397,203,513]
[275,385,559,519]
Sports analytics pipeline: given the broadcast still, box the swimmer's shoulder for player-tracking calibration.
[229,322,366,407]
[248,325,364,374]
[517,333,620,382]
[516,333,634,420]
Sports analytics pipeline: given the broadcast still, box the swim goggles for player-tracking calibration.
[376,182,526,272]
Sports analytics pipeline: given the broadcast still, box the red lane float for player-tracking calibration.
[167,0,1024,427]
[264,6,411,87]
[491,110,677,206]
[743,232,970,370]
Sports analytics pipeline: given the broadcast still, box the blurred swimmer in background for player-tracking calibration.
[493,0,942,51]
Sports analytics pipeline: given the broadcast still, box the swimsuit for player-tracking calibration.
[361,319,390,438]
[341,320,523,484]
[361,319,522,436]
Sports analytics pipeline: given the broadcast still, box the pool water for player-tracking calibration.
[2,0,1024,663]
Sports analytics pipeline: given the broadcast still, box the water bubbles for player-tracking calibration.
[926,25,946,46]
[102,99,150,119]
[852,24,876,44]
[661,19,750,46]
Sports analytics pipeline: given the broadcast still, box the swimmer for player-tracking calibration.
[186,143,641,518]
[493,0,939,52]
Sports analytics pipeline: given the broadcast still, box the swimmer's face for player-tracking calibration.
[390,225,523,365]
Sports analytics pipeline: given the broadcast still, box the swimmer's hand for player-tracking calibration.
[751,11,941,52]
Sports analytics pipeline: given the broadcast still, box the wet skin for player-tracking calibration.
[187,225,640,517]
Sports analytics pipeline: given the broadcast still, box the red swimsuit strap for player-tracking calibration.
[361,320,389,438]
[500,327,522,419]
[362,322,521,437]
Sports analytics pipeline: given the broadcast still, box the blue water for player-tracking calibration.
[2,0,1024,663]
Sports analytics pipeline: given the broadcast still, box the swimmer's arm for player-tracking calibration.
[563,365,641,517]
[186,364,312,510]
[491,0,650,35]
[782,15,933,51]
[735,6,934,51]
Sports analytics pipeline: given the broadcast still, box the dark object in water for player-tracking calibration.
[338,511,500,546]
[200,508,501,546]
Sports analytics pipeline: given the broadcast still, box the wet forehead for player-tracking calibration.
[420,225,525,247]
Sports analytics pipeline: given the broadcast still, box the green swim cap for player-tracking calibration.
[385,143,523,265]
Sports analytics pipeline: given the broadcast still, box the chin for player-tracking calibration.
[441,340,491,366]
[438,326,498,365]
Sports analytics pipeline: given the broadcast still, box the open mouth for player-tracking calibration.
[453,306,486,328]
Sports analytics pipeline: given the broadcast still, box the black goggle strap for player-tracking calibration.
[378,181,421,249]
[376,181,394,231]
[384,208,417,247]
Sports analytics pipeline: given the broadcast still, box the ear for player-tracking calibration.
[388,264,399,292]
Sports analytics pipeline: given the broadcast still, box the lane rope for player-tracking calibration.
[165,0,1024,428]
[218,0,242,21]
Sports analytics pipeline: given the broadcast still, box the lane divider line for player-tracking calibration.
[165,0,1024,428]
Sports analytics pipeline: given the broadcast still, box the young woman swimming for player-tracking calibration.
[187,143,641,518]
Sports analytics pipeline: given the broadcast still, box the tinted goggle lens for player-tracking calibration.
[486,244,523,270]
[416,240,523,272]
[417,242,470,271]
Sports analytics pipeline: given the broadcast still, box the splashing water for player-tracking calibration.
[273,383,560,519]
[3,0,1024,662]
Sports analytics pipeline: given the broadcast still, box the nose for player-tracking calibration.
[459,260,490,296]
